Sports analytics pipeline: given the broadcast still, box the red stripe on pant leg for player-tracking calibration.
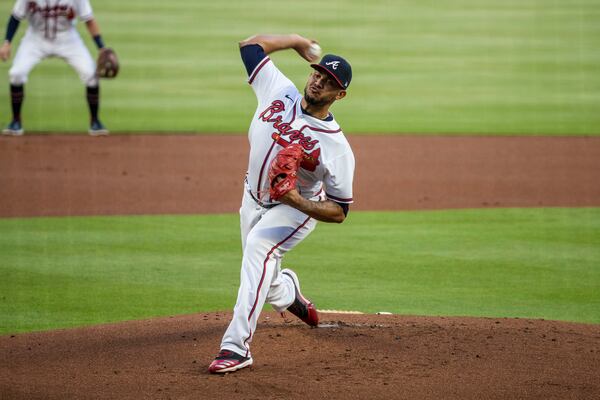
[242,216,312,353]
[243,330,252,358]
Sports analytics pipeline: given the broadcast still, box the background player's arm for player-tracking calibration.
[279,189,347,224]
[84,19,105,50]
[0,15,21,61]
[239,34,319,62]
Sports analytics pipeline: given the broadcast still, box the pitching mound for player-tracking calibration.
[1,135,599,398]
[2,312,599,399]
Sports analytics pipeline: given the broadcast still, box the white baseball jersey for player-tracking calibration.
[245,56,355,206]
[8,0,97,86]
[12,0,93,40]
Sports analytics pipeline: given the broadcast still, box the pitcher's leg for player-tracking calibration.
[260,205,317,311]
[220,233,278,357]
[265,259,295,312]
[239,190,263,252]
[220,205,315,357]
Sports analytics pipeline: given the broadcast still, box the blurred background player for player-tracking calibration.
[1,0,109,136]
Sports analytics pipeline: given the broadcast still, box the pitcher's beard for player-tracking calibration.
[303,90,329,107]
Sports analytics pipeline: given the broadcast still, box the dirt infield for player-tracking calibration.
[1,135,599,217]
[1,135,600,399]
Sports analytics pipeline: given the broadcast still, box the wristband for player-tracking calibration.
[5,15,20,43]
[93,35,105,49]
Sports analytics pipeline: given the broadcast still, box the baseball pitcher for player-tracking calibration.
[208,34,355,373]
[1,0,114,135]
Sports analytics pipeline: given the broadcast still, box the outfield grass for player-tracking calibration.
[1,208,598,334]
[0,0,598,134]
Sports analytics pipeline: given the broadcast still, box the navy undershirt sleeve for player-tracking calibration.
[240,44,267,76]
[335,201,350,217]
[5,15,20,42]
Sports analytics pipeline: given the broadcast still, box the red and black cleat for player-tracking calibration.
[208,350,253,374]
[281,269,319,327]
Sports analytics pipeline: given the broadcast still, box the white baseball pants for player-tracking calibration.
[9,30,97,87]
[220,189,318,357]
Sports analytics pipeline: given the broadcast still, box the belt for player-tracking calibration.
[244,177,278,209]
[247,189,278,209]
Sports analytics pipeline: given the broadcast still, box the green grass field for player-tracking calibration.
[0,0,599,134]
[1,208,599,334]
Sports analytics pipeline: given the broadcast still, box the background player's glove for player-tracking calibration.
[268,144,304,201]
[96,48,119,79]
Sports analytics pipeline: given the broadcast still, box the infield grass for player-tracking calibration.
[0,0,598,134]
[1,208,599,334]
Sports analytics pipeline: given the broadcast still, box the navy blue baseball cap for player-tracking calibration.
[310,54,352,90]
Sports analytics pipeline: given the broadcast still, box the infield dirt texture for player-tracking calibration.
[1,135,599,399]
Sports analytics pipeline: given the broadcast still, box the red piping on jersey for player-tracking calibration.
[256,140,278,200]
[243,215,312,356]
[256,103,298,199]
[248,57,271,85]
[326,193,353,203]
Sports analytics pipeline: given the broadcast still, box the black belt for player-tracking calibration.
[247,188,278,209]
[244,176,279,209]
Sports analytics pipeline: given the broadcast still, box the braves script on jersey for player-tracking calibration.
[13,0,93,39]
[245,52,355,206]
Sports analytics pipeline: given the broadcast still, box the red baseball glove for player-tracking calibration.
[268,144,304,201]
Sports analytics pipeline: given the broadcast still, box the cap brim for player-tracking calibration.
[310,64,346,89]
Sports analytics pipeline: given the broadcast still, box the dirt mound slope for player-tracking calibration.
[2,312,599,399]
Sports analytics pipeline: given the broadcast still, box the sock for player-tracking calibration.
[10,84,24,123]
[86,86,100,123]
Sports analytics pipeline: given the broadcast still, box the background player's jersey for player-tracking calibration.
[241,45,355,205]
[12,0,94,40]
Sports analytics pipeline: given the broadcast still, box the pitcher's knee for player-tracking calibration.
[244,233,274,255]
[243,234,279,266]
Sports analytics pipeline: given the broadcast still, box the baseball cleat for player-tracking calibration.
[2,120,24,136]
[281,268,319,327]
[208,349,253,374]
[89,120,109,136]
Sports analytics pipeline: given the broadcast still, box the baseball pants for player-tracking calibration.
[220,189,318,357]
[9,29,97,87]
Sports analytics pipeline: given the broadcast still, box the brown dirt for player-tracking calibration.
[1,134,600,399]
[1,135,599,217]
[2,313,599,400]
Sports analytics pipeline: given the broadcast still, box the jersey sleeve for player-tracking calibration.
[240,44,295,103]
[12,0,28,20]
[75,0,94,21]
[323,150,355,204]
